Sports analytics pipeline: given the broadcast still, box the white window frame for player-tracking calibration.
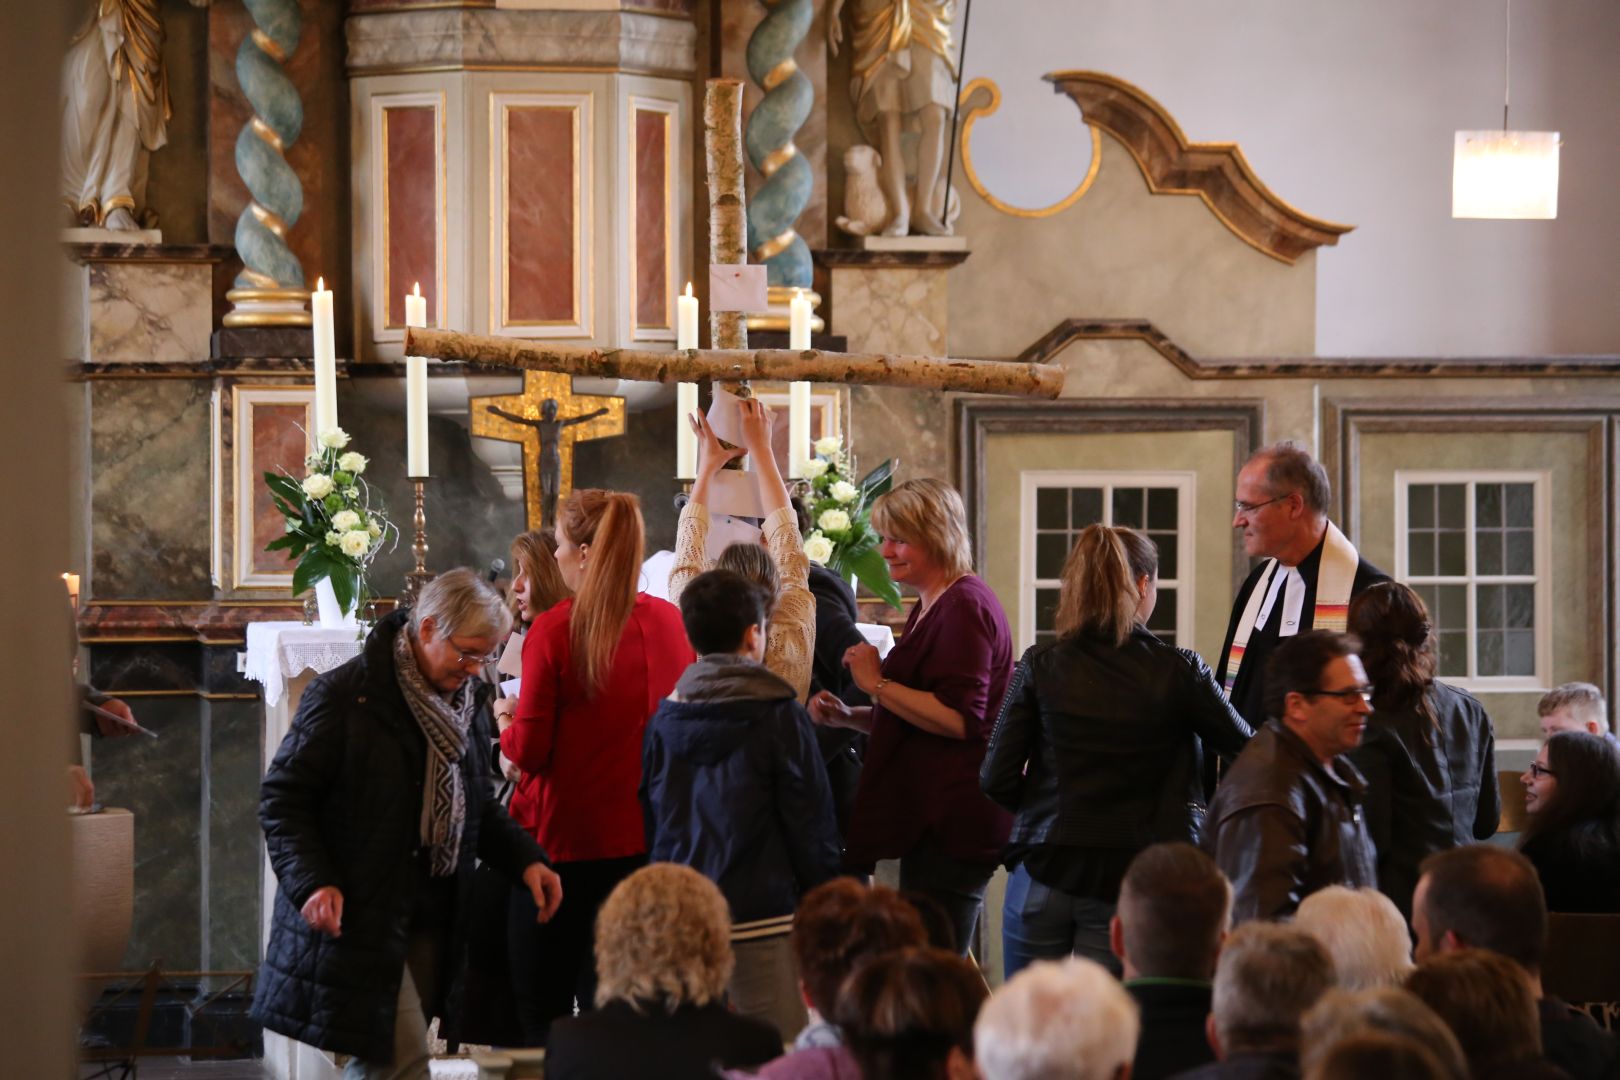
[1018,470,1196,653]
[1394,469,1551,691]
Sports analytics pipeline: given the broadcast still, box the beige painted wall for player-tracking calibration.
[1357,430,1596,739]
[948,136,1317,360]
[981,428,1238,663]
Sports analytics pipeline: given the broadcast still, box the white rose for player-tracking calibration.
[368,522,382,538]
[803,532,834,566]
[830,480,859,504]
[802,458,828,480]
[331,510,361,532]
[818,508,851,533]
[325,530,342,546]
[319,427,351,449]
[338,451,368,475]
[339,530,371,558]
[301,473,334,499]
[814,435,842,457]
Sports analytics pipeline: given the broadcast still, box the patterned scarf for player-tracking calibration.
[393,629,473,876]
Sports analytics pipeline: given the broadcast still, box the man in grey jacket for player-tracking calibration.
[1204,630,1377,923]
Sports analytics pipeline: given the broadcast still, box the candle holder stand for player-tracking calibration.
[399,477,433,609]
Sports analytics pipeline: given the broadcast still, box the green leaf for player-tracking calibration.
[265,533,300,553]
[859,459,895,500]
[329,568,355,612]
[292,555,320,597]
[847,544,903,610]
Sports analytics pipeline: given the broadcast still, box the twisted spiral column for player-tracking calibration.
[227,0,306,319]
[744,0,813,288]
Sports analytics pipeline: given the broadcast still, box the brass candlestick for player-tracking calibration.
[400,477,433,608]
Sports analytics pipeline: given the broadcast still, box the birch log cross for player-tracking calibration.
[404,328,1066,398]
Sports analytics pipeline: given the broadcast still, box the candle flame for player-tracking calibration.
[794,287,803,299]
[685,282,693,297]
[317,276,325,291]
[413,281,421,297]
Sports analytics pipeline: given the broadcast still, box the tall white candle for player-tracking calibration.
[789,287,812,350]
[676,383,699,480]
[677,281,699,350]
[311,277,338,436]
[788,381,811,480]
[405,282,429,477]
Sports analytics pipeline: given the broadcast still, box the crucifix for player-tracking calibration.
[470,370,625,529]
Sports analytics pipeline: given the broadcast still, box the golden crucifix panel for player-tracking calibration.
[470,371,625,530]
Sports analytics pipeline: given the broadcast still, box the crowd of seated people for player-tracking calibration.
[256,437,1620,1079]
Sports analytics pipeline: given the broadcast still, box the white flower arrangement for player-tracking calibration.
[265,426,396,615]
[799,434,900,608]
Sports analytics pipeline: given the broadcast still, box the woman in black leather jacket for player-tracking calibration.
[1346,582,1499,918]
[981,524,1252,978]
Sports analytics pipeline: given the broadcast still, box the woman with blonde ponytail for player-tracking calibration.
[981,524,1252,977]
[1346,581,1499,918]
[500,489,693,1046]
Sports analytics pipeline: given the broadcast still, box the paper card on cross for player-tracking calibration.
[709,264,768,313]
[705,385,749,446]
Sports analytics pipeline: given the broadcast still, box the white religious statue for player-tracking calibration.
[828,0,960,237]
[61,0,195,231]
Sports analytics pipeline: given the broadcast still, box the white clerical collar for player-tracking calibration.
[1254,563,1306,637]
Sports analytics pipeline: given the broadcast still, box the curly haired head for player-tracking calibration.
[593,863,734,1012]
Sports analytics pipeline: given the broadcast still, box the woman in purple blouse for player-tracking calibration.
[810,478,1014,954]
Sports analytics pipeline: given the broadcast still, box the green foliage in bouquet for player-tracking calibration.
[263,426,396,613]
[800,435,901,610]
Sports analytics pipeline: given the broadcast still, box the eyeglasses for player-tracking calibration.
[451,640,501,667]
[1309,684,1375,701]
[1234,494,1291,514]
[1528,761,1557,780]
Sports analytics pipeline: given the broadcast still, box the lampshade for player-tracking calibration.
[1452,130,1560,219]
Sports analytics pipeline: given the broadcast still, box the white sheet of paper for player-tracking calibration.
[501,677,522,697]
[705,386,748,446]
[706,514,764,560]
[709,264,768,313]
[497,628,526,678]
[708,469,766,519]
[641,549,676,601]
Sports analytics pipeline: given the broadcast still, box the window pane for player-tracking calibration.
[1505,630,1535,676]
[1476,483,1502,528]
[1036,488,1067,530]
[1476,532,1503,576]
[1506,483,1534,528]
[1437,531,1466,576]
[1438,484,1466,529]
[1437,585,1468,630]
[1147,587,1176,633]
[1505,584,1535,629]
[1410,532,1435,576]
[1035,587,1060,631]
[1113,488,1145,528]
[1412,583,1436,615]
[1036,534,1069,580]
[1478,629,1504,676]
[1478,584,1503,628]
[1147,488,1178,530]
[1506,530,1534,575]
[1155,534,1178,580]
[1409,484,1435,529]
[1070,488,1103,528]
[1438,631,1468,677]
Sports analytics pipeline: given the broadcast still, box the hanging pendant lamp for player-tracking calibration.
[1452,0,1559,220]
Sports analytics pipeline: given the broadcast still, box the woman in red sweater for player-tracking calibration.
[500,489,694,1045]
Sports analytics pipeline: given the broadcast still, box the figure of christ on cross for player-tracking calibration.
[469,371,625,530]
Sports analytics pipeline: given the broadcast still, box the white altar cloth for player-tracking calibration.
[244,621,365,707]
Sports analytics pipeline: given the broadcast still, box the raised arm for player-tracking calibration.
[670,409,742,605]
[738,399,815,699]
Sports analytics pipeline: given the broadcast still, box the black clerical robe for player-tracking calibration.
[1215,530,1388,730]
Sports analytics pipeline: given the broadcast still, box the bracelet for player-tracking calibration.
[873,678,890,704]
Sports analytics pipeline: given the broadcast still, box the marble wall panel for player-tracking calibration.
[87,262,213,363]
[829,266,949,358]
[634,108,671,330]
[94,696,203,972]
[384,106,439,328]
[250,402,311,578]
[207,700,263,973]
[505,107,577,325]
[90,643,202,697]
[90,380,214,600]
[849,385,951,491]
